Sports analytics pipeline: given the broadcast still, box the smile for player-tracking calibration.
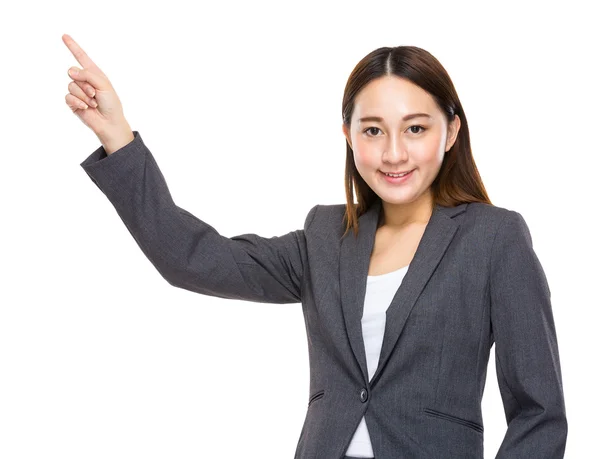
[380,169,414,183]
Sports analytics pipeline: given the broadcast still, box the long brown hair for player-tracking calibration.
[342,46,492,238]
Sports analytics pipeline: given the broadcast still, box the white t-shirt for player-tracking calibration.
[344,264,410,458]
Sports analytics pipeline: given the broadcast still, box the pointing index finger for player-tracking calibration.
[62,34,101,72]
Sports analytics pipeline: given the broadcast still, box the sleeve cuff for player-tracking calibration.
[79,131,148,193]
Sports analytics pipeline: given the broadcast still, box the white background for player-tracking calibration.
[0,1,597,457]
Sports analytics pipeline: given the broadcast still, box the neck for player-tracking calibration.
[379,191,434,230]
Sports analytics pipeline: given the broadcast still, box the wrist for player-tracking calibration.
[99,122,134,155]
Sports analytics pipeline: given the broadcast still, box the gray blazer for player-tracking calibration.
[81,131,567,459]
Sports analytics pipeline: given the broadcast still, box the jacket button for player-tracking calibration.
[360,388,368,403]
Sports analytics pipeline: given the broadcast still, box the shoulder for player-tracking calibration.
[312,203,347,219]
[465,203,535,257]
[464,201,516,221]
[463,202,529,235]
[302,204,348,236]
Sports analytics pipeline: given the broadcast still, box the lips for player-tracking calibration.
[382,169,413,176]
[380,169,415,183]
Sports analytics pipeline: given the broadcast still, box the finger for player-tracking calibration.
[73,80,96,98]
[65,93,89,111]
[62,34,103,74]
[67,66,109,92]
[69,81,97,108]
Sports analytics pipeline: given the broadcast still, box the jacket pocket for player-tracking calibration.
[423,407,483,433]
[308,389,325,407]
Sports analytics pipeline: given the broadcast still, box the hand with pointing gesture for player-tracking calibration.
[63,34,134,155]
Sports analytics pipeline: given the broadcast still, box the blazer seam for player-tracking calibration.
[487,211,510,324]
[475,277,488,398]
[476,208,506,398]
[488,210,522,413]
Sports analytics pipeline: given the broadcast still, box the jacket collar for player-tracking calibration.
[339,199,468,386]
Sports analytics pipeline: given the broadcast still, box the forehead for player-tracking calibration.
[352,76,439,120]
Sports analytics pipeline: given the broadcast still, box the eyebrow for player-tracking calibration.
[357,113,432,123]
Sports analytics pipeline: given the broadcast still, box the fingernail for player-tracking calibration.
[90,99,98,107]
[87,88,95,97]
[79,103,88,109]
[69,68,79,77]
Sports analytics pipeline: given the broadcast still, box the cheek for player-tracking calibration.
[412,135,445,163]
[352,141,378,167]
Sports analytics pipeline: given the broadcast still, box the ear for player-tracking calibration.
[445,114,461,152]
[342,123,352,149]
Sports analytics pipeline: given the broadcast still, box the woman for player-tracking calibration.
[63,34,568,458]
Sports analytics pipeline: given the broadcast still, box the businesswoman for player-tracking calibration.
[63,34,568,458]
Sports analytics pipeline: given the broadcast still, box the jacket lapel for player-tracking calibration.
[339,200,381,383]
[339,199,467,385]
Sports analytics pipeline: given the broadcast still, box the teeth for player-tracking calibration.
[384,171,410,177]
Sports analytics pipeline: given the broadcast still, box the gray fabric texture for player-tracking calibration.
[80,131,568,459]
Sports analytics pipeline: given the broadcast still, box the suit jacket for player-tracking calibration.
[80,131,568,459]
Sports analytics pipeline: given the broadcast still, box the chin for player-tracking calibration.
[383,196,416,205]
[376,189,415,202]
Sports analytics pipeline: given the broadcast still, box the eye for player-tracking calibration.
[408,125,426,134]
[363,127,382,136]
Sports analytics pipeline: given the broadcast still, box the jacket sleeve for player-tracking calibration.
[80,131,318,304]
[490,210,568,458]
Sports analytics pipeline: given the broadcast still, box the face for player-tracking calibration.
[343,76,460,208]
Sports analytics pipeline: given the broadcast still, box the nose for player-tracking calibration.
[382,133,408,162]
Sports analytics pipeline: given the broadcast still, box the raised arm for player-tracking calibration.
[64,34,318,304]
[490,210,568,458]
[81,131,318,304]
